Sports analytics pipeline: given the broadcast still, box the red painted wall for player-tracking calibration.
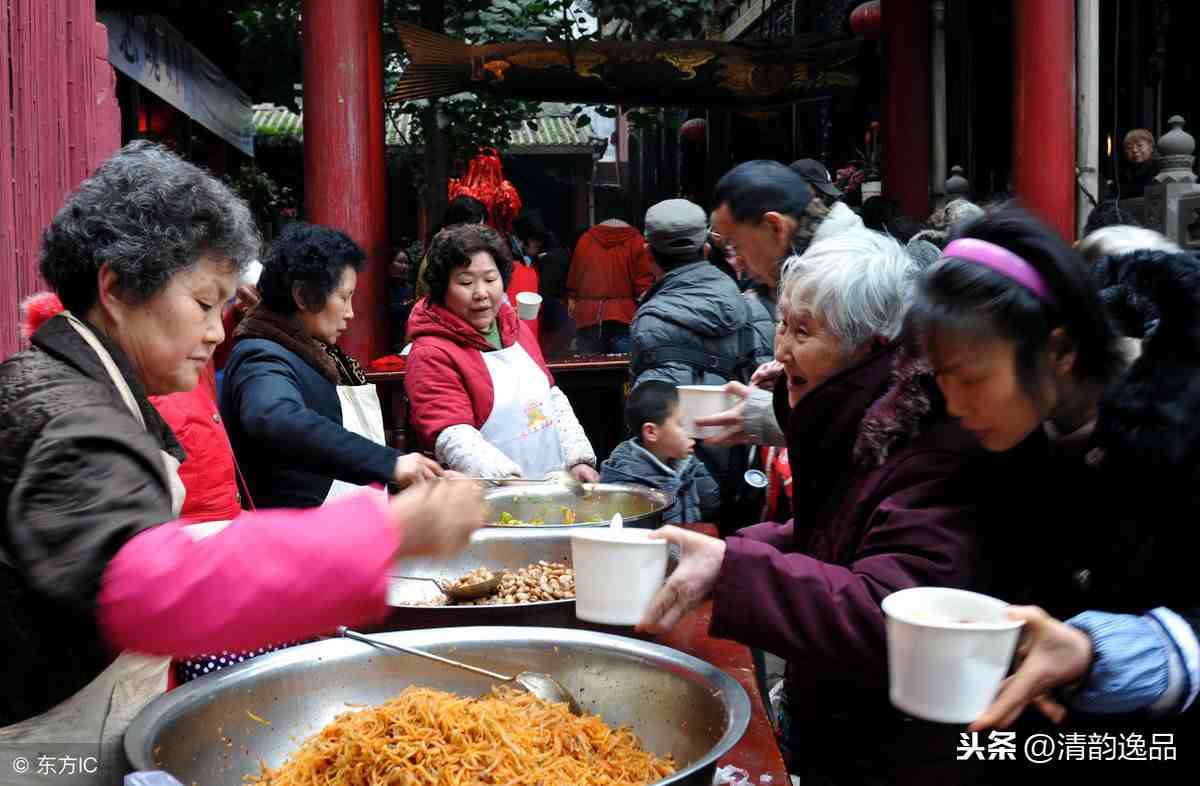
[0,0,120,360]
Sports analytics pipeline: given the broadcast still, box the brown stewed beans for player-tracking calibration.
[431,561,575,606]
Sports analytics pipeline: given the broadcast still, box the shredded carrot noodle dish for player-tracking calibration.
[247,685,677,786]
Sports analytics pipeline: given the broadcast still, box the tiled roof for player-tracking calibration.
[252,103,594,152]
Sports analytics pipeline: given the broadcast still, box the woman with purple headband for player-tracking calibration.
[910,206,1200,741]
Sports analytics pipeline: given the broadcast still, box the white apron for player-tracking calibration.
[0,314,184,784]
[323,382,390,503]
[479,342,564,479]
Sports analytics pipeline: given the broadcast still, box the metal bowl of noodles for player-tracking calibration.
[125,627,751,786]
[485,482,672,528]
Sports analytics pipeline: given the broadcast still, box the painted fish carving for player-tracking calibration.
[389,23,861,108]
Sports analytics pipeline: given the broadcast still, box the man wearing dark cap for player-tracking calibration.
[790,158,865,244]
[629,198,772,535]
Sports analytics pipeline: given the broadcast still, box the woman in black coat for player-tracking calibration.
[221,223,442,508]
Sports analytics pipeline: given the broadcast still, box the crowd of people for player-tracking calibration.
[1,138,1197,783]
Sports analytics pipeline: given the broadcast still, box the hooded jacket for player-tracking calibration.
[566,220,656,329]
[629,260,768,388]
[743,283,778,369]
[599,438,719,524]
[405,298,595,477]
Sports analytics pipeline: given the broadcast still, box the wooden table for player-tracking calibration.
[661,523,787,783]
[366,353,631,459]
[658,601,788,783]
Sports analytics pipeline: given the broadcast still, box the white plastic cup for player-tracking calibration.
[240,259,263,287]
[676,384,735,439]
[516,291,543,320]
[881,587,1024,724]
[571,529,668,626]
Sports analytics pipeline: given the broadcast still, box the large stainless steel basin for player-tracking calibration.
[485,482,673,527]
[125,627,750,786]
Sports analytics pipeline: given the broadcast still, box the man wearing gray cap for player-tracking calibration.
[627,198,772,535]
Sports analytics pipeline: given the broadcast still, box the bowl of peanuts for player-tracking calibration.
[382,527,676,631]
[384,528,582,629]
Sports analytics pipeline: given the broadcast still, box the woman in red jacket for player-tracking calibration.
[406,224,598,481]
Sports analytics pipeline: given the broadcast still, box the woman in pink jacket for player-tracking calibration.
[0,141,485,729]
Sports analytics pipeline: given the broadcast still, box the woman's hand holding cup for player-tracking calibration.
[692,381,755,445]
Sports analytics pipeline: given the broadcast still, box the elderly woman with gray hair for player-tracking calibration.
[0,142,484,734]
[637,229,1037,784]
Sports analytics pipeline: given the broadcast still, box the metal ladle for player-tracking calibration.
[337,627,583,715]
[394,574,502,602]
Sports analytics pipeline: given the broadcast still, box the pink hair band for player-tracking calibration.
[943,238,1057,306]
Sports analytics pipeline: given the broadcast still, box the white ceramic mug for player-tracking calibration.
[882,587,1024,724]
[571,529,668,625]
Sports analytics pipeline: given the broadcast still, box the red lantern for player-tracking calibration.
[850,1,881,40]
[680,117,707,144]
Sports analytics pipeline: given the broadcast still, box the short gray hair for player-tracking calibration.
[1076,225,1180,264]
[780,229,917,353]
[40,140,260,313]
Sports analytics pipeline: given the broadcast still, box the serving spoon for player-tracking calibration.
[337,627,583,715]
[394,574,502,602]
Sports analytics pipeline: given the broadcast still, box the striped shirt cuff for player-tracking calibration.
[1065,611,1169,715]
[1148,607,1200,713]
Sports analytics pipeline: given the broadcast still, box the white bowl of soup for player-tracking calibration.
[881,587,1024,724]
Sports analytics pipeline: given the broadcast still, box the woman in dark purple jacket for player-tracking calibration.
[638,229,1041,784]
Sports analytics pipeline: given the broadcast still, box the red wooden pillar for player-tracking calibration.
[881,0,931,220]
[1012,0,1076,240]
[302,0,389,363]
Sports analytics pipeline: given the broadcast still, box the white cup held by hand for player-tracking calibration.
[571,529,668,625]
[676,384,736,439]
[516,291,542,320]
[882,587,1024,724]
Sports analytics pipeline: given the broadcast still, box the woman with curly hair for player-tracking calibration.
[221,222,445,509]
[406,223,598,480]
[0,142,483,734]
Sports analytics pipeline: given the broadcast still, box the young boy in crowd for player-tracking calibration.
[600,381,719,524]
